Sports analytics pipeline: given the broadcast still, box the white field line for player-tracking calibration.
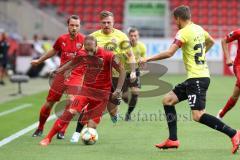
[0,104,33,117]
[0,114,56,147]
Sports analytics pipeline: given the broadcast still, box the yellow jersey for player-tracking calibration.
[174,23,210,79]
[125,41,146,71]
[91,29,131,76]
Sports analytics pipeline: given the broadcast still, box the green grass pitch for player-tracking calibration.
[0,75,239,160]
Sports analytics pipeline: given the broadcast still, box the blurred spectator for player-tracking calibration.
[32,34,44,57]
[0,32,9,85]
[39,35,60,77]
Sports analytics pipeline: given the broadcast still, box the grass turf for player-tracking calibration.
[0,75,239,160]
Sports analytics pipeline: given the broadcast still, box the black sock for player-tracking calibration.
[75,121,84,133]
[164,105,177,141]
[127,106,134,115]
[199,113,237,138]
[127,94,138,114]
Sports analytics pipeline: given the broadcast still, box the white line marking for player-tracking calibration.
[0,114,56,147]
[0,104,33,117]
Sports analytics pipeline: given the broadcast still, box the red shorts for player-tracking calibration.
[70,96,108,125]
[64,74,84,96]
[47,74,66,102]
[233,65,240,87]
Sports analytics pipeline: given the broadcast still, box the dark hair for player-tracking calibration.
[84,35,97,46]
[128,27,139,34]
[100,10,114,19]
[173,5,191,20]
[67,15,80,24]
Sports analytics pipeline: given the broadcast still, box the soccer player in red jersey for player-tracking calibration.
[39,35,125,146]
[217,29,240,119]
[31,15,85,139]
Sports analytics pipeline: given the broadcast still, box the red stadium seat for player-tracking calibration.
[199,17,208,25]
[39,0,48,7]
[221,1,228,7]
[95,0,104,6]
[211,16,218,25]
[57,5,65,15]
[56,0,65,6]
[95,6,103,14]
[48,0,56,5]
[66,6,75,15]
[85,0,95,6]
[66,0,75,5]
[84,6,95,14]
[75,0,84,5]
[104,0,114,6]
[200,0,208,8]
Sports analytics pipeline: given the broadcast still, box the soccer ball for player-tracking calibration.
[81,127,98,145]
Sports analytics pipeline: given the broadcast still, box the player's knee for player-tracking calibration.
[45,101,55,108]
[231,95,239,101]
[162,95,174,106]
[87,120,97,129]
[131,88,140,96]
[69,108,77,114]
[122,92,129,103]
[192,111,204,122]
[122,96,129,103]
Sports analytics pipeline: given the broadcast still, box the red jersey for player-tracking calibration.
[53,33,85,65]
[65,47,114,99]
[225,29,240,65]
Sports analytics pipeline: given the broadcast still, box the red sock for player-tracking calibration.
[46,110,74,140]
[59,104,71,134]
[220,97,237,118]
[38,105,51,130]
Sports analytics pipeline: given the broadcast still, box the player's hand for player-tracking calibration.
[139,58,147,68]
[130,71,136,82]
[49,70,57,78]
[31,59,41,66]
[64,69,71,79]
[112,89,122,100]
[226,58,233,66]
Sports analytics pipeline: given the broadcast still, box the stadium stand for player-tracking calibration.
[38,0,124,33]
[169,0,240,38]
[37,0,240,38]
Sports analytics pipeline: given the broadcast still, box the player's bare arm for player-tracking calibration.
[140,44,179,65]
[112,55,126,99]
[205,35,215,53]
[31,49,57,66]
[55,56,84,74]
[127,49,137,81]
[221,38,233,66]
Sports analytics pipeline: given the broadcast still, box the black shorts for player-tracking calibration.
[0,58,7,68]
[124,69,141,91]
[172,77,210,110]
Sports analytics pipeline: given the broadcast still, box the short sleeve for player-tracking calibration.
[141,43,147,58]
[119,33,131,53]
[225,29,240,43]
[204,30,211,40]
[53,37,62,52]
[172,31,186,48]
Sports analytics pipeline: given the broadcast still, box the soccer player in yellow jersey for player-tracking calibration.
[123,27,146,121]
[140,5,240,154]
[70,11,136,142]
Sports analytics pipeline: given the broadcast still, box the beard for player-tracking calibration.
[86,49,96,56]
[70,30,77,37]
